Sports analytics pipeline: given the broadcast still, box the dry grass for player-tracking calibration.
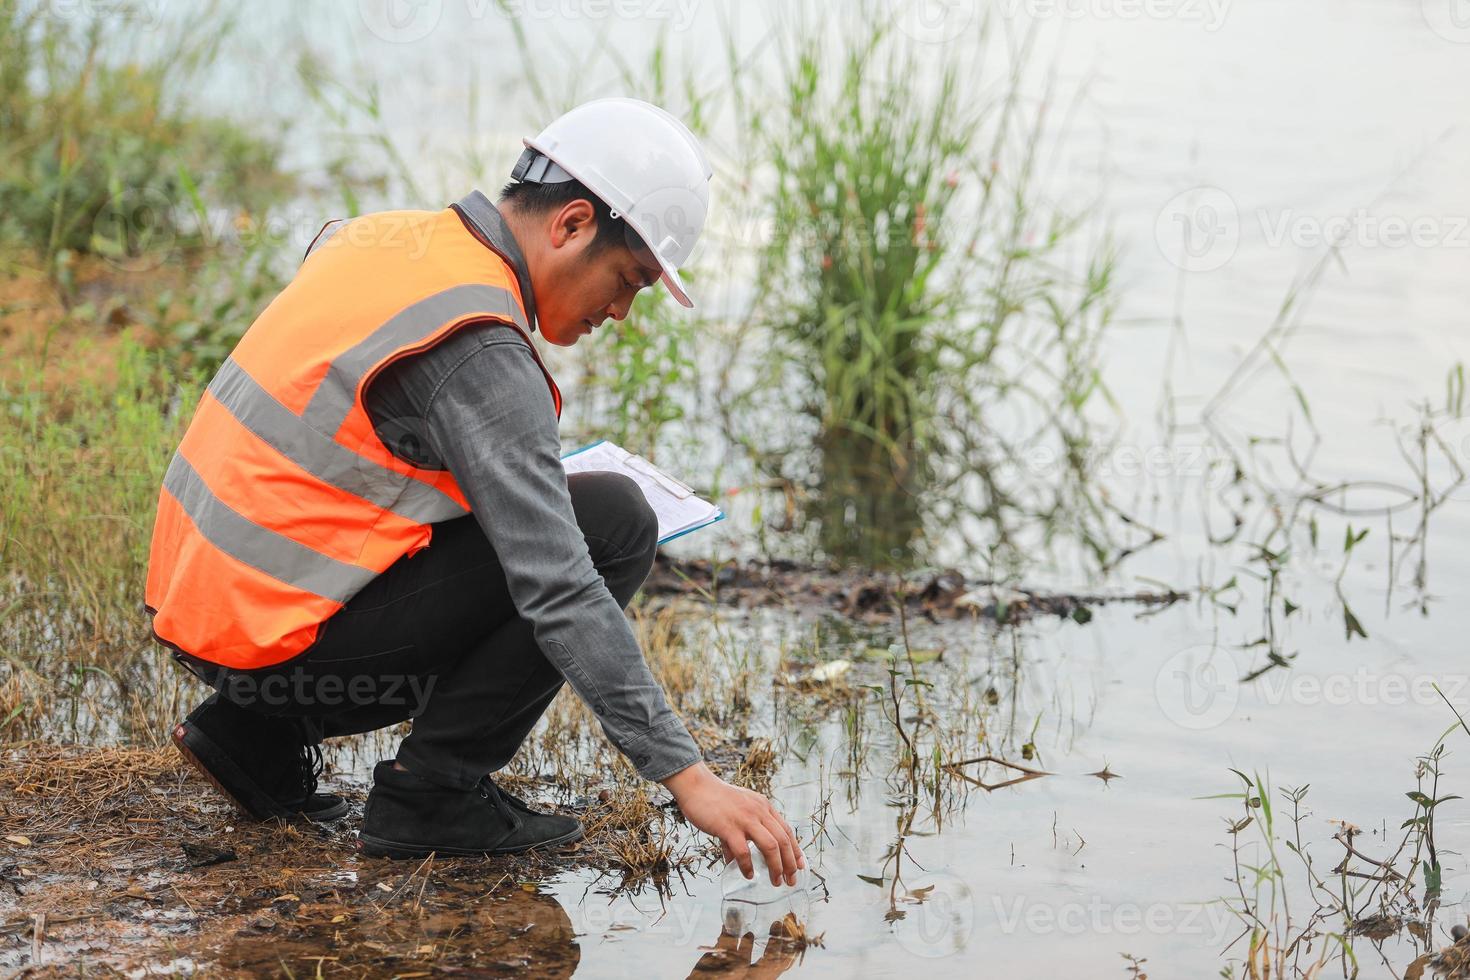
[1419,929,1470,979]
[0,743,187,840]
[578,789,697,892]
[0,742,688,975]
[729,738,778,796]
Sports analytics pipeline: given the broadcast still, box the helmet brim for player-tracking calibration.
[624,220,695,309]
[657,261,695,309]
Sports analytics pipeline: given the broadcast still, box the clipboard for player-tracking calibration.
[561,439,725,544]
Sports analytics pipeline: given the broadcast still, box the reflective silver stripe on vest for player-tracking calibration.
[207,358,469,524]
[302,283,530,436]
[162,453,374,603]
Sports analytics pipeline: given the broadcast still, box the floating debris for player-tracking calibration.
[808,660,852,684]
[778,659,854,692]
[180,841,237,869]
[644,555,1188,626]
[942,755,1052,792]
[1408,923,1470,979]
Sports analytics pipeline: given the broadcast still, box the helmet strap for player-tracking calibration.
[512,148,576,185]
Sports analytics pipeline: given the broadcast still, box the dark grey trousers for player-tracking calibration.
[179,471,658,790]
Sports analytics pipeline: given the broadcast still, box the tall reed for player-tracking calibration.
[721,10,1118,573]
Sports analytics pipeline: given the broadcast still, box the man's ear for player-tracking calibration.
[550,199,597,250]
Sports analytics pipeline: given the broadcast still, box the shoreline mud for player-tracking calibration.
[0,741,782,977]
[645,555,1190,625]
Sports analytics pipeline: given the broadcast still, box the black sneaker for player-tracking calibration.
[358,760,582,858]
[172,697,348,823]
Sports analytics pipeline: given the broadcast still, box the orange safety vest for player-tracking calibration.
[145,202,561,670]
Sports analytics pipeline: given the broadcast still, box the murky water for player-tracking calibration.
[23,0,1470,975]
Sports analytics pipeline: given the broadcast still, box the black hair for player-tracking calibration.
[498,178,629,256]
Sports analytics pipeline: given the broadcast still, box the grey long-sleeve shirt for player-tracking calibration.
[358,193,702,783]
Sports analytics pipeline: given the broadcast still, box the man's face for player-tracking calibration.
[530,200,665,346]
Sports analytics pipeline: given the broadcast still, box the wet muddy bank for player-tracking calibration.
[5,553,1465,979]
[0,741,798,977]
[644,555,1190,626]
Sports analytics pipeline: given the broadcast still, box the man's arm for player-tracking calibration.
[420,329,701,781]
[380,322,804,885]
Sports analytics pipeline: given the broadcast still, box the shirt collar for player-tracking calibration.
[451,190,540,333]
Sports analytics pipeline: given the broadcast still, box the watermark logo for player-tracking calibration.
[338,413,470,527]
[1155,186,1239,273]
[889,872,976,958]
[625,183,708,267]
[1452,887,1470,929]
[91,187,177,274]
[1155,643,1239,731]
[885,412,964,500]
[359,0,704,39]
[307,213,437,260]
[502,0,704,30]
[45,0,167,27]
[1436,414,1470,503]
[891,0,980,45]
[1021,440,1238,488]
[991,895,1236,942]
[1422,0,1470,43]
[358,0,444,43]
[215,670,438,714]
[1156,643,1470,729]
[1258,209,1470,251]
[568,893,705,944]
[1003,0,1231,31]
[86,187,440,275]
[1158,185,1470,271]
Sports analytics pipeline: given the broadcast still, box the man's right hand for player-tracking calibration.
[663,762,805,886]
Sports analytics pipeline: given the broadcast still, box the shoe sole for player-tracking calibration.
[357,824,584,859]
[172,722,348,823]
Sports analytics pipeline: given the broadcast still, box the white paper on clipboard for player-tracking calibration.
[560,440,724,544]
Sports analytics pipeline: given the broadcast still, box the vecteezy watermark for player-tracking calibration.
[1157,186,1470,272]
[1436,414,1470,503]
[1018,441,1238,488]
[502,0,703,30]
[359,0,702,42]
[625,184,707,263]
[1156,644,1240,730]
[991,895,1236,943]
[342,414,457,513]
[1257,670,1470,711]
[1154,186,1240,273]
[566,893,706,945]
[1258,209,1470,251]
[358,0,445,43]
[887,433,1242,502]
[300,213,438,260]
[88,188,441,275]
[885,872,977,958]
[216,669,438,714]
[45,0,167,27]
[90,187,179,274]
[1002,0,1232,31]
[890,0,980,45]
[1157,643,1470,730]
[1422,0,1470,43]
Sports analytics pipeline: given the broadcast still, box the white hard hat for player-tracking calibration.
[513,98,712,308]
